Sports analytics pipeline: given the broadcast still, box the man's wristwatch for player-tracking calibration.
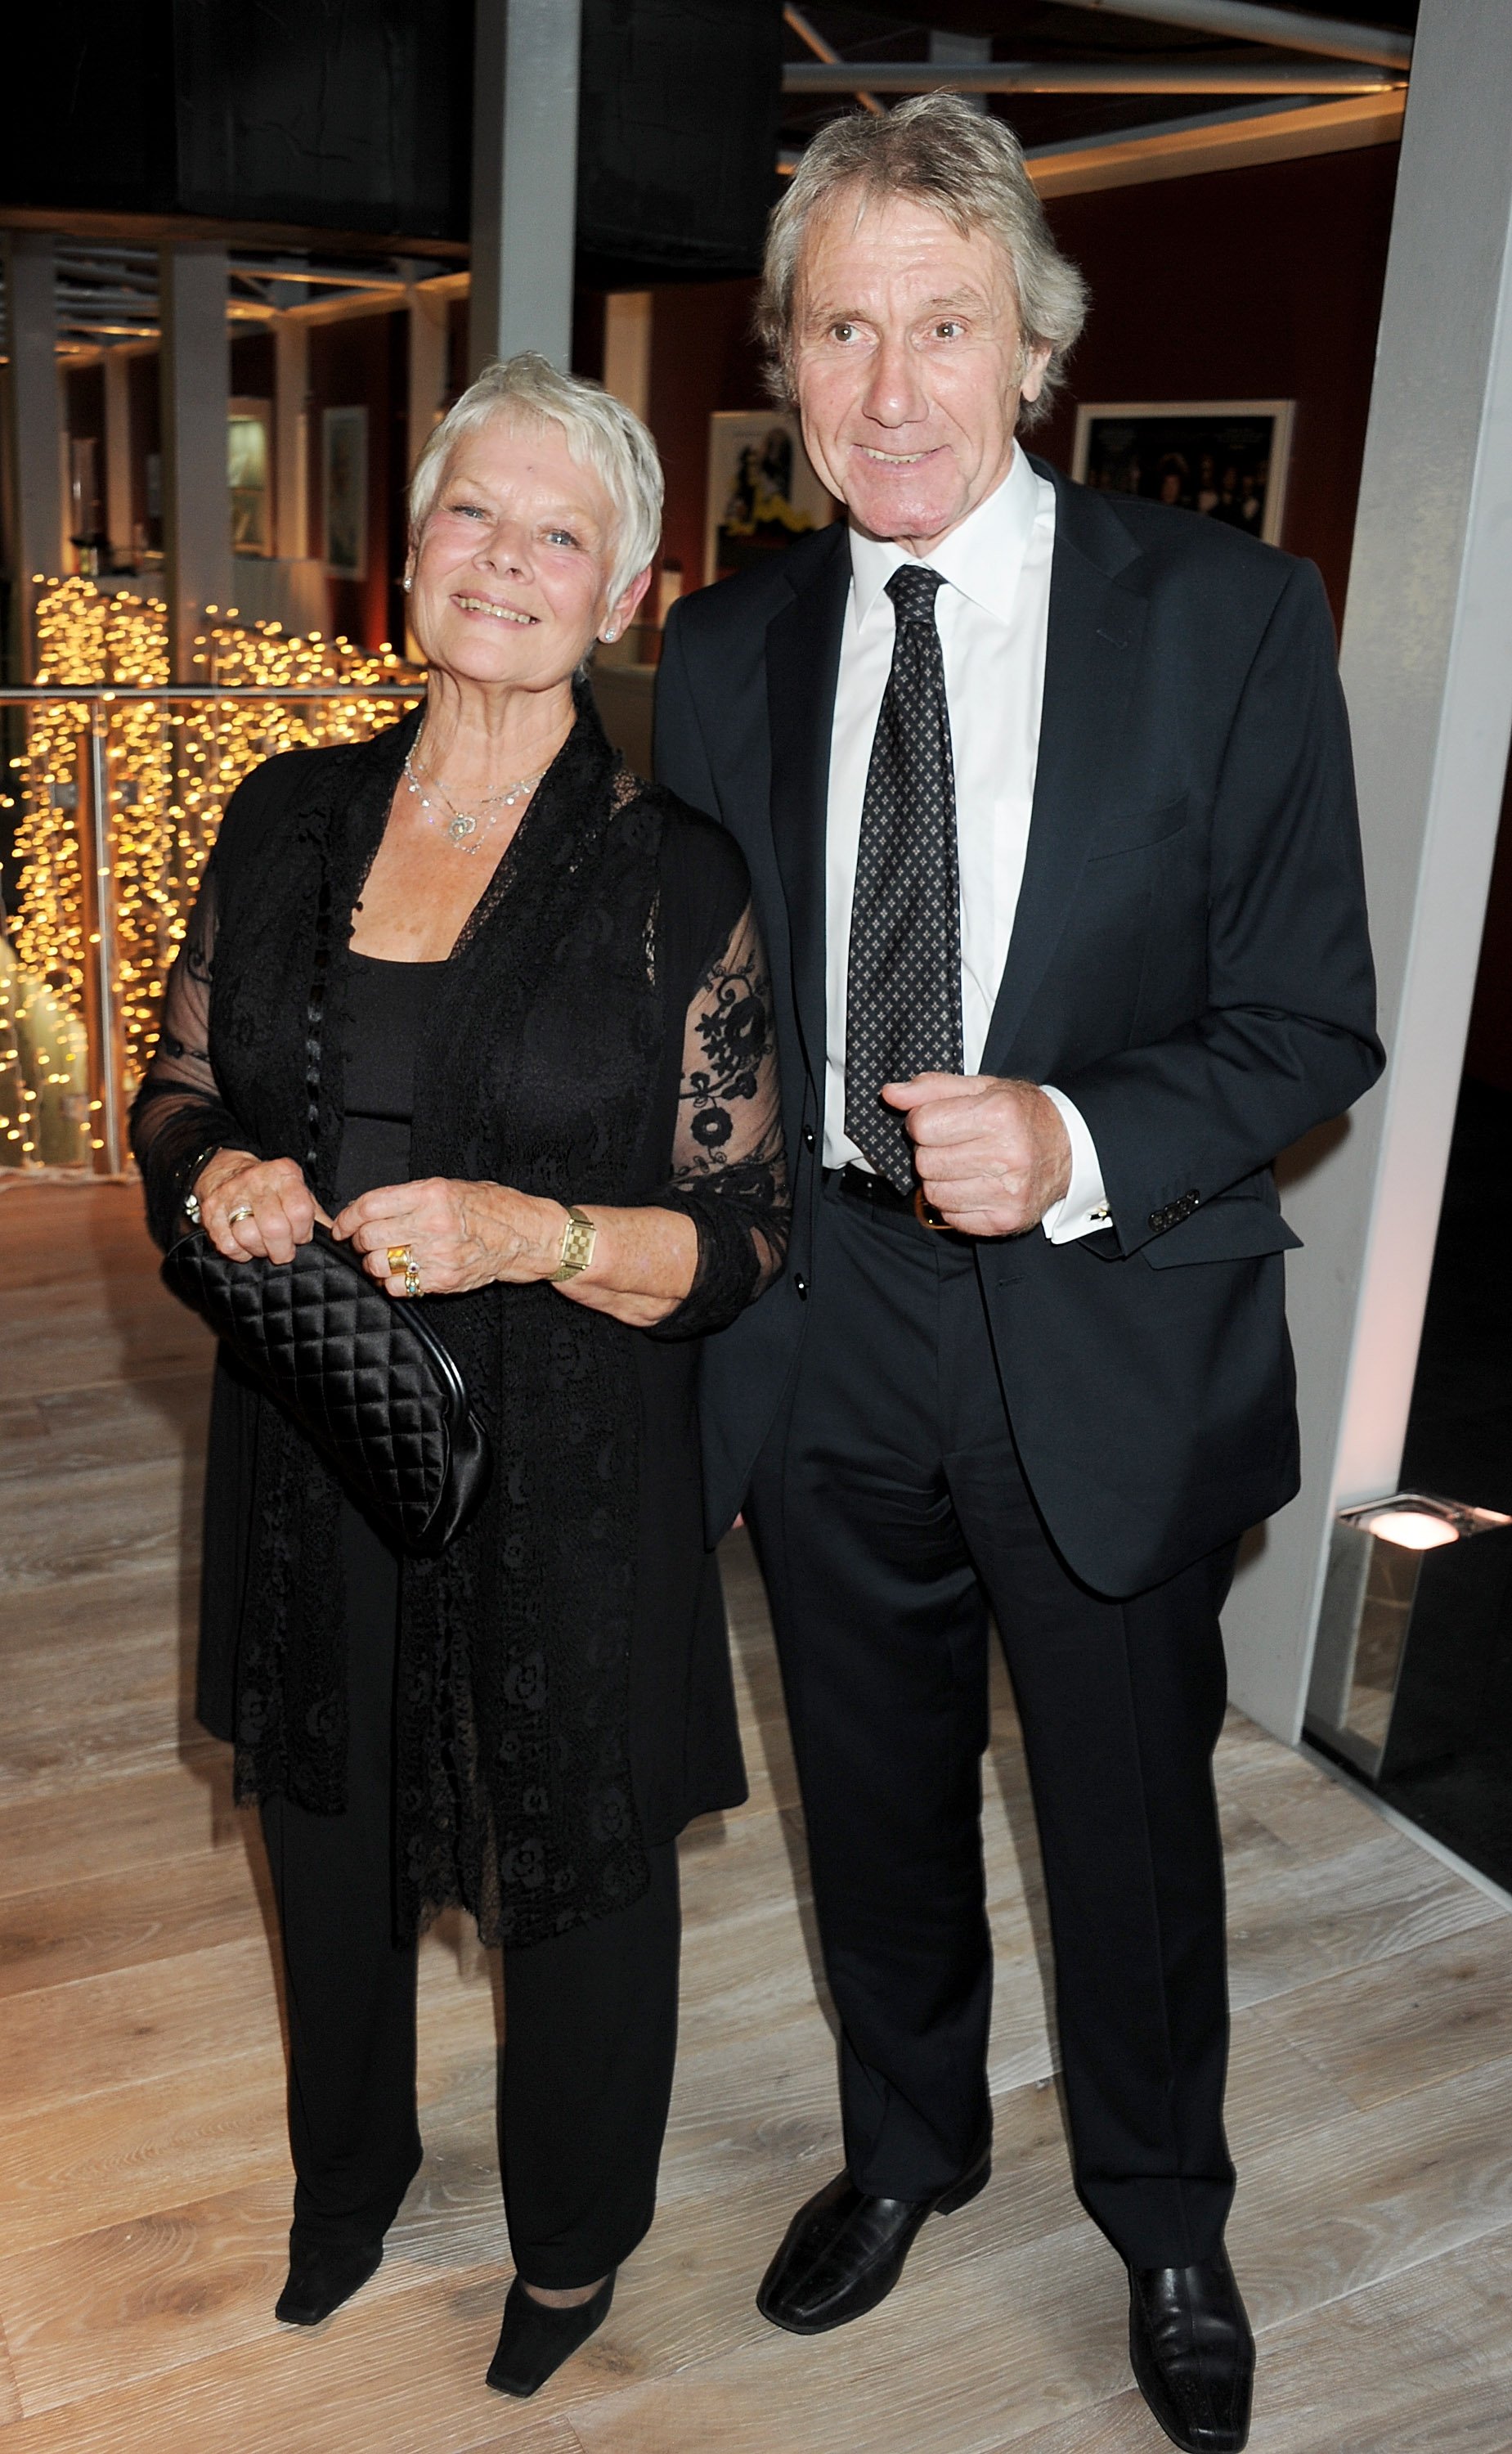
[550,1204,598,1283]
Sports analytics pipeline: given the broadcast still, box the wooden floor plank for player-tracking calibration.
[1,1181,1509,2452]
[1250,1917,1512,2112]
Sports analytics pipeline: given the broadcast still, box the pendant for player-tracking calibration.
[446,812,478,844]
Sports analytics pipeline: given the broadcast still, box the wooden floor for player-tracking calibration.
[2,1183,1511,2454]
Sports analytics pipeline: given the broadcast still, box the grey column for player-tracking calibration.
[274,315,309,563]
[2,233,62,681]
[1221,0,1512,1737]
[469,0,582,375]
[159,244,231,683]
[103,350,134,564]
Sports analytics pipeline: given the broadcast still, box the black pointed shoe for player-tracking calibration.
[275,2236,384,2326]
[756,2148,991,2335]
[1128,2250,1255,2452]
[486,2272,617,2398]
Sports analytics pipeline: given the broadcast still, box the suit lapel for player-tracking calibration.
[765,524,850,1086]
[980,471,1147,1074]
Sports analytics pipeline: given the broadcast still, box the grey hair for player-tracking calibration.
[758,95,1088,430]
[408,352,664,600]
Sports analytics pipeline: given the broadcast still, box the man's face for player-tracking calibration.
[791,188,1050,555]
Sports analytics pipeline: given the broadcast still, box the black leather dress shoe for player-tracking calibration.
[1128,2250,1255,2452]
[275,2236,384,2327]
[756,2148,990,2335]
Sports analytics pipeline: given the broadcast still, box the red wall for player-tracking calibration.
[644,142,1400,638]
[306,311,407,652]
[646,277,765,605]
[1037,143,1401,629]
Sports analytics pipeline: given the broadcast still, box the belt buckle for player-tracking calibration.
[913,1188,950,1232]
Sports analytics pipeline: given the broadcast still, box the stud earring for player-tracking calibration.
[402,576,413,593]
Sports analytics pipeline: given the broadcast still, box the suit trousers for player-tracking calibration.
[745,1175,1237,2269]
[258,1497,682,2291]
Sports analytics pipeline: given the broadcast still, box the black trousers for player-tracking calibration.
[258,1500,682,2291]
[746,1177,1236,2269]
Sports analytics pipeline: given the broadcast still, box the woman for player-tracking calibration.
[131,354,787,2398]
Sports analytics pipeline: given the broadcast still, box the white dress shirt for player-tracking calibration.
[823,443,1110,1242]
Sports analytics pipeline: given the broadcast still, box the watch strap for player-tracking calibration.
[550,1204,598,1283]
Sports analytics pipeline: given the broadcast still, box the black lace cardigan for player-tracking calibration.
[132,693,787,1946]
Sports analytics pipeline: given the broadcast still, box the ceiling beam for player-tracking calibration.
[783,4,883,114]
[1024,88,1407,195]
[783,59,1402,95]
[1052,2,1412,72]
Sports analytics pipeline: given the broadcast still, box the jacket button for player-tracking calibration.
[803,1129,816,1152]
[793,1273,809,1300]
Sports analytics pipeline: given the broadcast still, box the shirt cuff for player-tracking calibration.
[1038,1086,1112,1245]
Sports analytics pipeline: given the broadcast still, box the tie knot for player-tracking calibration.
[886,564,944,626]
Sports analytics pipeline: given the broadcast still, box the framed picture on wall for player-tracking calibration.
[1071,400,1294,546]
[228,398,273,555]
[322,406,368,580]
[704,411,837,586]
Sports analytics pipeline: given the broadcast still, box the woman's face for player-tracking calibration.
[408,414,648,691]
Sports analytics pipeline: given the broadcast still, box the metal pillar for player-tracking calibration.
[102,351,133,564]
[406,279,450,472]
[469,0,582,375]
[273,316,309,562]
[74,710,124,1175]
[159,244,231,683]
[2,234,62,681]
[1220,0,1512,1739]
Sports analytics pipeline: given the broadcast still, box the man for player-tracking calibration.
[654,97,1381,2454]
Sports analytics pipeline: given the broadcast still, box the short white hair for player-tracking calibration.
[759,94,1088,430]
[408,352,664,600]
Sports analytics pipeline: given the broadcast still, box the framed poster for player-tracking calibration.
[704,411,836,585]
[322,405,368,579]
[228,398,273,555]
[1071,400,1294,546]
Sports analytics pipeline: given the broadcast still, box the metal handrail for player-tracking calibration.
[0,686,423,701]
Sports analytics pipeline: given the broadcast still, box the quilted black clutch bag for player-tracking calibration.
[163,1223,492,1557]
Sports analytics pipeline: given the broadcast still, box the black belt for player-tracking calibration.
[826,1163,950,1229]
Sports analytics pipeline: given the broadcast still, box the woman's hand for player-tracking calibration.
[331,1177,566,1297]
[193,1150,328,1264]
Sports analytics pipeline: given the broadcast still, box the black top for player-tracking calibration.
[132,692,789,1945]
[334,951,441,1210]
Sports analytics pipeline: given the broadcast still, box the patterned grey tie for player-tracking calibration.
[844,563,964,1192]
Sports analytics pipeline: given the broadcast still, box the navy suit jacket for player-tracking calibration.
[653,459,1384,1597]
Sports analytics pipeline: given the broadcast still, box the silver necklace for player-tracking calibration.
[402,745,548,854]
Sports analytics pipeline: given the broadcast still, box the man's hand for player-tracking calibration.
[882,1074,1072,1236]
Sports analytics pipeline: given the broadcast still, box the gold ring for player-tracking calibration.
[227,1203,254,1225]
[913,1189,950,1231]
[403,1262,423,1299]
[387,1244,413,1276]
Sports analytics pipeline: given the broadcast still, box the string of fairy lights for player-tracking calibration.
[0,578,422,1167]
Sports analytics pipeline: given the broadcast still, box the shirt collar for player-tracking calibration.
[846,442,1043,628]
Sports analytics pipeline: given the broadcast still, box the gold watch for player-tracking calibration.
[550,1203,598,1283]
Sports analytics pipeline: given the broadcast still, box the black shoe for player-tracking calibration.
[756,2148,990,2335]
[486,2272,617,2398]
[275,2236,384,2327]
[1128,2250,1255,2452]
